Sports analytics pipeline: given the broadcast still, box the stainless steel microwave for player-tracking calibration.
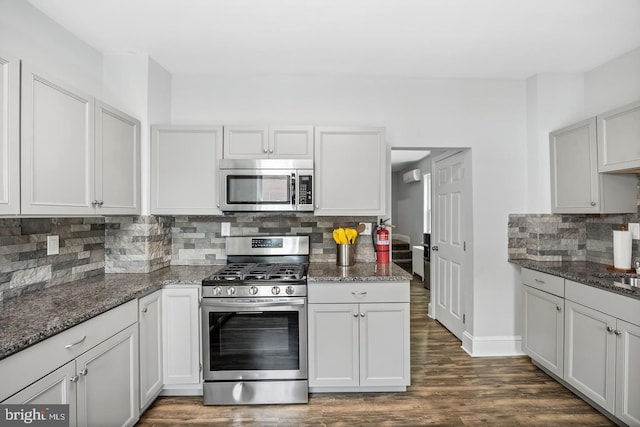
[220,159,314,212]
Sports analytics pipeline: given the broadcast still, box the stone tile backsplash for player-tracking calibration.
[171,214,378,265]
[0,218,105,301]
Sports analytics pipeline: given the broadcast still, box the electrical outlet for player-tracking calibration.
[47,235,59,255]
[359,222,372,235]
[221,222,231,237]
[629,223,640,239]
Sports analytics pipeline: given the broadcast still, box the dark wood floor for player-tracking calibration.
[136,277,614,426]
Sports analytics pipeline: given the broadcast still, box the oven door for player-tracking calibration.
[221,169,295,211]
[202,297,307,381]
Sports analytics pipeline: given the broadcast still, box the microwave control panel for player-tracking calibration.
[298,174,313,206]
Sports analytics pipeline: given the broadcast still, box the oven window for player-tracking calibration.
[208,311,300,371]
[227,175,290,204]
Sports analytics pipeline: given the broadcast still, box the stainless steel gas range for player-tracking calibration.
[201,235,309,405]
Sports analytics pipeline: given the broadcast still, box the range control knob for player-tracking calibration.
[271,286,281,295]
[249,286,259,296]
[213,287,223,296]
[285,286,295,295]
[227,287,236,296]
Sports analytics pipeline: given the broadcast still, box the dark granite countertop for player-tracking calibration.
[509,259,640,300]
[0,266,214,361]
[308,262,412,282]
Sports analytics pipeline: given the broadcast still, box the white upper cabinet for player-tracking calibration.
[597,100,640,172]
[314,127,386,216]
[21,64,95,215]
[151,126,223,215]
[95,101,141,215]
[549,118,636,214]
[21,65,141,216]
[223,125,313,159]
[0,52,20,215]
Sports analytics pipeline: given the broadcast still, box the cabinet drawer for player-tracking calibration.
[565,280,640,326]
[0,299,137,402]
[308,281,409,304]
[522,268,564,297]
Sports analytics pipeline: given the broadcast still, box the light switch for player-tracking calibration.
[221,222,231,237]
[47,235,59,255]
[629,223,640,239]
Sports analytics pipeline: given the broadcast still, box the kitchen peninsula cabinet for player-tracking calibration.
[21,65,141,215]
[314,127,386,216]
[0,52,20,215]
[223,125,313,159]
[597,100,640,172]
[161,286,202,395]
[139,290,163,410]
[0,300,139,427]
[308,281,410,391]
[549,118,636,214]
[151,126,223,215]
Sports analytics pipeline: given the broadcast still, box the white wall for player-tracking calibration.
[585,47,640,115]
[172,74,529,345]
[0,0,102,95]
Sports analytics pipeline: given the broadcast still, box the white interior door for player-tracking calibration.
[432,151,468,340]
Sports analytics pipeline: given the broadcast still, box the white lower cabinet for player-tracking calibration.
[139,290,163,410]
[0,301,139,427]
[615,320,640,426]
[308,281,410,392]
[161,286,202,395]
[523,285,564,377]
[564,299,616,413]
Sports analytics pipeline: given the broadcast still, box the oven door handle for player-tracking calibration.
[205,298,306,308]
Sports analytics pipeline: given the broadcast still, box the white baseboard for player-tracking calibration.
[461,331,525,357]
[427,302,435,318]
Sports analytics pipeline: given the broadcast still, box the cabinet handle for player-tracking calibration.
[315,204,319,209]
[353,312,358,318]
[70,375,79,384]
[360,312,365,317]
[614,329,622,336]
[556,306,561,312]
[98,200,104,206]
[269,149,273,153]
[534,279,545,284]
[263,148,268,153]
[606,326,614,333]
[65,336,87,349]
[590,201,596,206]
[91,200,98,206]
[142,307,148,313]
[352,291,367,297]
[78,368,88,376]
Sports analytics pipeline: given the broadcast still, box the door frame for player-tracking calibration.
[429,149,474,342]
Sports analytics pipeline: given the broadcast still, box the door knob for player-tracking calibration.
[432,246,439,251]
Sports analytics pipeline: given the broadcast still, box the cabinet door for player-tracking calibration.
[359,303,410,387]
[308,303,359,387]
[564,300,616,413]
[314,127,386,215]
[0,52,19,215]
[162,287,201,386]
[76,324,139,427]
[21,65,95,215]
[549,118,600,213]
[2,361,77,426]
[95,101,141,215]
[139,290,163,411]
[597,100,640,172]
[151,126,223,215]
[615,320,640,426]
[223,126,268,159]
[523,285,564,377]
[269,126,314,159]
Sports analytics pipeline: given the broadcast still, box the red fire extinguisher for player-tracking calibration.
[375,219,391,264]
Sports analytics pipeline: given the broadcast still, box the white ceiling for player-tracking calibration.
[27,0,640,79]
